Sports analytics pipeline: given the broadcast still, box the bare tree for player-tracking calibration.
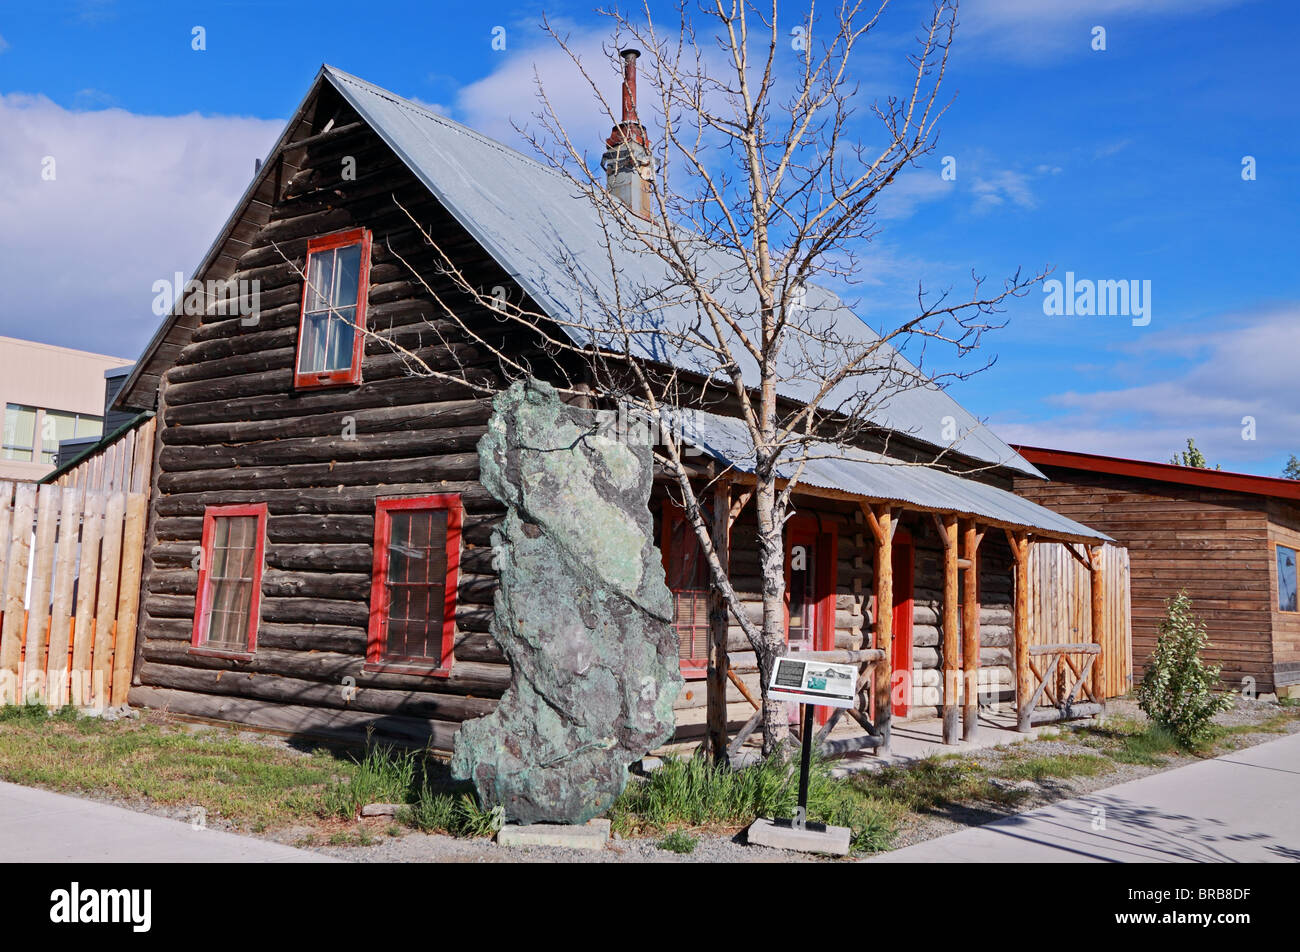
[284,0,1045,757]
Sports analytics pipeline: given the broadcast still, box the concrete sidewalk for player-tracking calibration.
[0,782,336,862]
[867,731,1300,863]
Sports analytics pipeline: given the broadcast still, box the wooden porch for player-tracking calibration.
[686,478,1129,763]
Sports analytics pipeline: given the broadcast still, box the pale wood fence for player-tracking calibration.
[1028,540,1132,699]
[0,417,155,709]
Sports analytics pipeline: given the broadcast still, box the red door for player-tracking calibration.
[890,529,914,718]
[785,520,837,726]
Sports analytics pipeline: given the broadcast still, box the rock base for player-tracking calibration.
[497,818,611,851]
[747,817,852,856]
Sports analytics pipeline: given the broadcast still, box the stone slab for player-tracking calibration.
[747,817,851,856]
[496,818,612,850]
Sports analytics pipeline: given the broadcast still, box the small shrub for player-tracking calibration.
[656,830,698,854]
[1136,591,1234,747]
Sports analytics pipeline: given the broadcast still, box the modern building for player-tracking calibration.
[0,336,133,482]
[1013,445,1300,698]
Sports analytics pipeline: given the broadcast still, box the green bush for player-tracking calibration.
[656,830,698,854]
[1136,591,1234,746]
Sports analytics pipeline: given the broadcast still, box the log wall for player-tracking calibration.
[131,93,528,746]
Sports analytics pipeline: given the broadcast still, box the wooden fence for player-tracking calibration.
[0,417,155,709]
[1028,540,1132,698]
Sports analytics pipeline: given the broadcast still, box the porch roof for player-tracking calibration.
[671,409,1112,544]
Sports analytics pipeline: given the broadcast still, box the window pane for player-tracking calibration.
[75,415,103,440]
[332,245,361,308]
[42,410,78,463]
[305,248,335,313]
[3,404,36,461]
[325,307,356,371]
[1280,546,1298,613]
[298,313,330,373]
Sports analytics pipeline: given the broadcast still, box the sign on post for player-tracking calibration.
[766,656,857,709]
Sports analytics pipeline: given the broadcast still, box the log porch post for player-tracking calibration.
[960,519,983,742]
[1088,543,1105,703]
[1007,530,1032,732]
[864,503,894,754]
[706,479,732,763]
[936,514,960,745]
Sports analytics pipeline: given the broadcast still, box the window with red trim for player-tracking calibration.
[191,504,267,658]
[295,228,372,389]
[367,495,462,674]
[661,502,713,679]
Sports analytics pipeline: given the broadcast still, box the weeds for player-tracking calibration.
[656,829,698,854]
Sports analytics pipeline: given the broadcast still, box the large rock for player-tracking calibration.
[450,379,682,824]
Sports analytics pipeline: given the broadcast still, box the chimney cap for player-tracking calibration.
[619,48,641,59]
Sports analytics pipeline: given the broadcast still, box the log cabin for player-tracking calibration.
[1014,446,1300,699]
[102,63,1125,757]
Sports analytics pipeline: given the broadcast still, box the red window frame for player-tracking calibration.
[366,494,462,676]
[294,227,372,390]
[190,503,267,660]
[660,502,714,680]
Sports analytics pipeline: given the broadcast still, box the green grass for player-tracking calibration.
[610,754,904,853]
[850,755,1029,812]
[996,752,1112,782]
[656,829,698,854]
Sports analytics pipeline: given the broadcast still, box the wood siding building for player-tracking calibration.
[1014,446,1300,697]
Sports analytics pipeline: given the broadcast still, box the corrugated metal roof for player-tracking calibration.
[320,66,1043,478]
[665,408,1109,542]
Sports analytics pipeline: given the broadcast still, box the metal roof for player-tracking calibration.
[320,67,1042,478]
[668,409,1110,542]
[117,65,1043,478]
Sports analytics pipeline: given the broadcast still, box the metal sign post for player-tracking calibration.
[766,656,857,833]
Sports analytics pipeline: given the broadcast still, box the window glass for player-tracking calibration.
[2,404,36,461]
[1279,545,1298,613]
[297,238,365,377]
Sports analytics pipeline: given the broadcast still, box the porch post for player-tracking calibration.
[706,479,732,763]
[1007,530,1032,733]
[865,503,894,754]
[938,514,960,745]
[960,520,983,742]
[1088,543,1105,703]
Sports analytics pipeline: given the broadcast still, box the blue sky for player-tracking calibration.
[0,0,1296,475]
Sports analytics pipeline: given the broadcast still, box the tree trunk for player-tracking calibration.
[754,470,790,756]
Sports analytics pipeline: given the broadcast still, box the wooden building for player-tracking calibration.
[1014,446,1300,698]
[90,66,1124,757]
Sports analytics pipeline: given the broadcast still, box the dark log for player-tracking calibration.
[128,685,463,750]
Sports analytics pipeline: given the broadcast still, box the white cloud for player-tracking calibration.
[0,93,281,357]
[971,168,1037,211]
[992,306,1300,469]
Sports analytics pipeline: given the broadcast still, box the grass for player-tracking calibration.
[0,704,501,839]
[996,752,1112,782]
[850,755,1028,812]
[610,753,904,854]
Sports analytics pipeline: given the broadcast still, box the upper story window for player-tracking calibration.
[367,495,462,675]
[192,504,267,659]
[661,502,712,679]
[3,404,103,464]
[295,228,372,389]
